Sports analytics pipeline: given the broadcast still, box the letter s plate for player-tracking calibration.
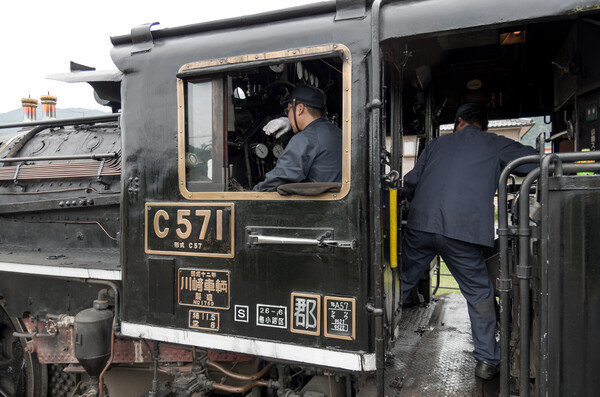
[145,202,234,257]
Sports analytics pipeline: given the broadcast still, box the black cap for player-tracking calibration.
[455,103,484,121]
[284,85,327,110]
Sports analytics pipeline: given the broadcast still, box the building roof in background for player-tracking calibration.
[439,118,535,131]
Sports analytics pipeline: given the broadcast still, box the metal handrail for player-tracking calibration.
[0,114,119,130]
[0,153,118,163]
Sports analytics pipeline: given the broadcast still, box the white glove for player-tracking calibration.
[263,117,291,139]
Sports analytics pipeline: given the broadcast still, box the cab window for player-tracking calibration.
[177,45,351,200]
[184,78,224,192]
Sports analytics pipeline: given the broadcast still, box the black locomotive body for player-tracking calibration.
[1,1,600,396]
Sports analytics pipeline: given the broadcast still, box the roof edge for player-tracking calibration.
[110,1,338,46]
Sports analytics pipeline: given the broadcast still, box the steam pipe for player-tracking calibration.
[517,168,541,397]
[206,361,273,381]
[212,380,269,394]
[98,316,116,397]
[21,276,122,338]
[86,279,121,335]
[497,154,539,397]
[12,329,57,338]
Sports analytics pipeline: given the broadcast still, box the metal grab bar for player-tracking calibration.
[498,154,600,397]
[497,154,539,397]
[247,233,356,249]
[0,152,118,163]
[0,113,119,130]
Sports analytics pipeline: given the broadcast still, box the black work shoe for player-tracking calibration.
[475,360,499,380]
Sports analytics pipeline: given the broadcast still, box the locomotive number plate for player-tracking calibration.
[145,202,234,257]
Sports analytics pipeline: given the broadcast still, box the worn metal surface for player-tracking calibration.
[0,248,120,271]
[22,318,193,365]
[546,175,600,396]
[384,294,499,397]
[114,1,372,359]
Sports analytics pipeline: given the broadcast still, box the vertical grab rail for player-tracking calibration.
[537,155,562,397]
[497,155,539,397]
[367,1,385,395]
[499,153,599,397]
[516,168,542,397]
[389,187,398,270]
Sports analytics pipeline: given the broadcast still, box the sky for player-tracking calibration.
[0,0,326,114]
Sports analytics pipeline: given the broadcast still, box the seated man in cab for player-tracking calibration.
[253,85,342,192]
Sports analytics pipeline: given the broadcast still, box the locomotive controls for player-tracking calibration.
[272,143,284,158]
[181,53,343,191]
[250,142,268,159]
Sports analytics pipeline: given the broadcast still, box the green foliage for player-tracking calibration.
[433,261,461,295]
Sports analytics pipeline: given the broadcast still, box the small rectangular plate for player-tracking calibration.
[178,268,230,309]
[324,296,356,340]
[188,310,220,331]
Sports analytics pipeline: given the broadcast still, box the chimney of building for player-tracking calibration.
[40,93,57,120]
[21,97,38,122]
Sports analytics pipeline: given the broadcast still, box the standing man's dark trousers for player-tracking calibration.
[402,228,500,365]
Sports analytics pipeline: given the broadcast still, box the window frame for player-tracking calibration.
[183,77,226,192]
[177,44,352,201]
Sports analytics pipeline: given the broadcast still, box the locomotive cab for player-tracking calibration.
[179,49,346,194]
[1,1,600,396]
[111,9,373,392]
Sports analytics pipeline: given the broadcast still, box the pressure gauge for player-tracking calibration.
[296,62,304,80]
[252,143,269,159]
[269,63,285,73]
[185,152,199,167]
[272,143,284,159]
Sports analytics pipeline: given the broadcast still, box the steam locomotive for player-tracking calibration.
[1,1,599,396]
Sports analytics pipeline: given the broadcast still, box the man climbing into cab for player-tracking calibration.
[401,103,537,380]
[253,85,342,192]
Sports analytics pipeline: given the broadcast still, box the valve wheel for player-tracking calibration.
[0,305,47,397]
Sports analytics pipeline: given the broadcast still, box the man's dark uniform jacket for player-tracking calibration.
[403,125,536,247]
[254,118,342,192]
